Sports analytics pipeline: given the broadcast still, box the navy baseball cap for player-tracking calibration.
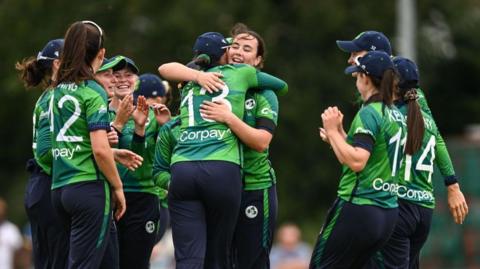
[393,56,419,89]
[345,51,394,78]
[97,56,126,73]
[336,31,392,56]
[134,73,166,99]
[112,55,140,74]
[37,39,64,61]
[193,32,230,63]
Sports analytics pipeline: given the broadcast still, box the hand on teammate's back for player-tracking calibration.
[199,100,232,123]
[195,71,224,93]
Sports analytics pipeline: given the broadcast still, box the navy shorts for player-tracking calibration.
[374,199,433,269]
[51,180,113,269]
[155,203,170,243]
[117,192,160,269]
[310,198,398,269]
[232,184,278,269]
[169,161,242,269]
[24,159,69,269]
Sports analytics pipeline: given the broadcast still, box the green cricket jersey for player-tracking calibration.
[32,89,53,175]
[242,89,279,190]
[415,87,457,186]
[416,88,431,117]
[396,102,456,209]
[337,100,406,208]
[153,117,181,204]
[116,109,159,195]
[172,64,288,165]
[51,80,110,189]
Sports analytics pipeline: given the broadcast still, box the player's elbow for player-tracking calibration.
[348,160,367,172]
[253,141,269,152]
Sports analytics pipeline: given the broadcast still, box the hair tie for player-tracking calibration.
[404,89,418,102]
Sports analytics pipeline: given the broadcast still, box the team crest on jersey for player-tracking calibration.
[245,205,258,219]
[98,105,107,114]
[245,99,256,110]
[145,221,155,234]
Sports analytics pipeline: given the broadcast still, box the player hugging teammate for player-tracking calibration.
[18,19,468,269]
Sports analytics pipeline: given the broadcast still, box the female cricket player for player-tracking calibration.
[311,51,404,268]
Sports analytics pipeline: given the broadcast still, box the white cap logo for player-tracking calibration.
[245,205,258,219]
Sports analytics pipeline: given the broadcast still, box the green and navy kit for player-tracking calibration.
[242,89,279,190]
[116,109,159,195]
[337,99,406,208]
[396,103,456,209]
[153,117,181,204]
[415,87,457,186]
[172,64,288,165]
[51,80,110,189]
[32,89,54,175]
[416,88,431,117]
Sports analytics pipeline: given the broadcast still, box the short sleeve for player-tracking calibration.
[85,89,110,132]
[349,105,381,141]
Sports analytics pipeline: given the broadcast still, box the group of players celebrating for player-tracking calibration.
[16,19,468,269]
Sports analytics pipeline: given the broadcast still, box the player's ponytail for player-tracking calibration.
[369,68,396,106]
[403,88,425,155]
[189,54,211,70]
[15,57,52,88]
[56,21,104,84]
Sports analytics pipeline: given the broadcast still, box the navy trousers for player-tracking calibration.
[169,161,242,269]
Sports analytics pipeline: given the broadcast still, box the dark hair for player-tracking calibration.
[56,21,104,84]
[15,57,53,88]
[368,68,396,106]
[230,22,266,69]
[190,54,212,70]
[401,88,424,155]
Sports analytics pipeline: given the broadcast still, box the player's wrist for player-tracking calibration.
[112,121,125,131]
[447,182,460,191]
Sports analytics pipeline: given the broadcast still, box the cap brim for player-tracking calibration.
[126,62,140,74]
[98,57,126,73]
[336,40,362,53]
[344,65,361,75]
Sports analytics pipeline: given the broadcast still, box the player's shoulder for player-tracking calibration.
[421,110,438,133]
[219,63,254,72]
[255,89,278,100]
[83,80,108,100]
[358,102,381,117]
[162,116,181,130]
